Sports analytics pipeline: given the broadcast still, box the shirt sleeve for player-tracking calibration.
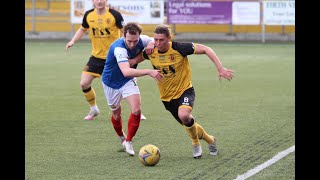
[142,50,150,60]
[114,47,129,63]
[109,8,124,29]
[140,35,154,47]
[172,41,195,57]
[81,10,92,29]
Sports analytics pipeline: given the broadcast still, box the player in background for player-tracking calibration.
[129,24,234,158]
[65,0,147,121]
[102,22,164,156]
[65,0,123,120]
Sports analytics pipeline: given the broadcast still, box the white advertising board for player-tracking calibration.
[263,1,295,25]
[70,0,164,24]
[232,2,260,25]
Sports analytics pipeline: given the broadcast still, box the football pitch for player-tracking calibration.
[25,40,295,179]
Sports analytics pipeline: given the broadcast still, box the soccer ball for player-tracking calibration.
[138,144,161,166]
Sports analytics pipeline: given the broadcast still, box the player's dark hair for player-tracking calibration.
[123,22,142,37]
[154,24,171,37]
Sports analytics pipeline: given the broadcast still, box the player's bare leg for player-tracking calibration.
[81,73,100,120]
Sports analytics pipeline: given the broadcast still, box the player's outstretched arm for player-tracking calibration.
[65,27,87,51]
[119,62,163,82]
[195,43,234,81]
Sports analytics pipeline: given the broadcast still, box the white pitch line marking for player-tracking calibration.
[234,145,295,180]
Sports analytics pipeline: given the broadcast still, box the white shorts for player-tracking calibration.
[102,78,140,111]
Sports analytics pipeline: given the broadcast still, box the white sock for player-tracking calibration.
[91,105,98,110]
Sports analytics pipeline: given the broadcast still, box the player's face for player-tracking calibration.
[124,32,140,50]
[93,0,106,10]
[154,34,170,52]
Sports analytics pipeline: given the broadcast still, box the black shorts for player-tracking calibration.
[162,87,195,124]
[82,56,105,77]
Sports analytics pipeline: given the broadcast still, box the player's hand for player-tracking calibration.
[218,67,234,81]
[149,70,164,83]
[145,44,154,55]
[65,41,74,51]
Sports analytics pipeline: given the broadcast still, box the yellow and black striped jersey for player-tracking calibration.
[82,7,124,59]
[143,41,197,101]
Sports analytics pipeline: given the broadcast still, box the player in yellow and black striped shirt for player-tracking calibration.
[66,0,124,120]
[130,24,234,158]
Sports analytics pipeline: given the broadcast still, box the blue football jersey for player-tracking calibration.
[102,35,152,89]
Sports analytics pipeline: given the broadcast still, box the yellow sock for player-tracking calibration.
[84,87,96,107]
[184,123,200,145]
[196,123,215,144]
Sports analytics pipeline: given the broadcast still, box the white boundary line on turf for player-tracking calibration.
[234,145,295,180]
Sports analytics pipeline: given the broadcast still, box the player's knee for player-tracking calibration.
[80,81,90,89]
[112,111,121,120]
[113,114,121,121]
[178,113,190,123]
[131,108,141,115]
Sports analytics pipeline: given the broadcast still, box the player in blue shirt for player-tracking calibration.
[101,22,163,156]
